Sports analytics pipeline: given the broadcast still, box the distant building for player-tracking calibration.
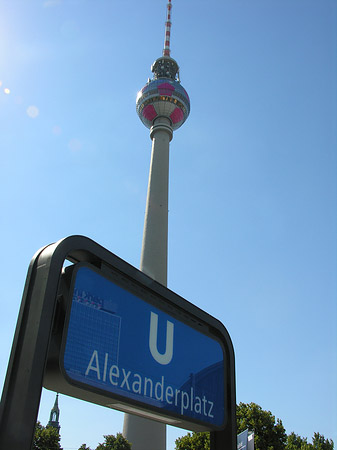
[47,393,60,432]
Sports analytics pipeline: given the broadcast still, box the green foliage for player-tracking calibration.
[33,421,62,450]
[286,432,334,450]
[286,432,311,450]
[174,404,334,450]
[95,433,132,450]
[312,432,334,450]
[175,402,287,450]
[237,402,287,450]
[175,431,210,450]
[78,433,131,450]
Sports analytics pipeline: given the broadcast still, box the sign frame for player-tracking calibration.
[0,235,236,450]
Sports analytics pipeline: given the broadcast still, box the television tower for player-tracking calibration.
[123,1,190,450]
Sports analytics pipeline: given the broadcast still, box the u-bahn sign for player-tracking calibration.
[57,263,226,429]
[0,236,236,450]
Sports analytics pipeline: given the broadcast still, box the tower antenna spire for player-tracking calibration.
[163,0,172,57]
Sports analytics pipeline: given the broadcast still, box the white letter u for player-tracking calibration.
[149,312,174,365]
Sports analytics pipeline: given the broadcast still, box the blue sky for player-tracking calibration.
[0,0,336,449]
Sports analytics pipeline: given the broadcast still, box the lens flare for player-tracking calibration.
[52,125,62,135]
[68,138,82,152]
[26,105,39,118]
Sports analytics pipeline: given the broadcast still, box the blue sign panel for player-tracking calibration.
[62,264,225,428]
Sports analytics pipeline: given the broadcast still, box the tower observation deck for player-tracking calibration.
[136,0,190,132]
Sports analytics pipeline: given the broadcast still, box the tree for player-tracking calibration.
[33,421,62,450]
[312,433,334,450]
[286,432,334,450]
[175,403,287,450]
[174,404,334,450]
[78,445,92,450]
[286,432,311,450]
[237,402,287,450]
[175,432,210,450]
[95,433,132,450]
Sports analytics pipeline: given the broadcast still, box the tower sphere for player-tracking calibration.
[136,56,190,131]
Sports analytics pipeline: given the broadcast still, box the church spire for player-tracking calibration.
[47,393,60,431]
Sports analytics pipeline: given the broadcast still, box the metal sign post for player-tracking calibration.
[0,235,236,450]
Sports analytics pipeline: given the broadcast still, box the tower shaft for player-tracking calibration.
[123,416,166,450]
[123,117,172,450]
[140,118,172,285]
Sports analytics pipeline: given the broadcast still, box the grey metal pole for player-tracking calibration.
[123,117,173,450]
